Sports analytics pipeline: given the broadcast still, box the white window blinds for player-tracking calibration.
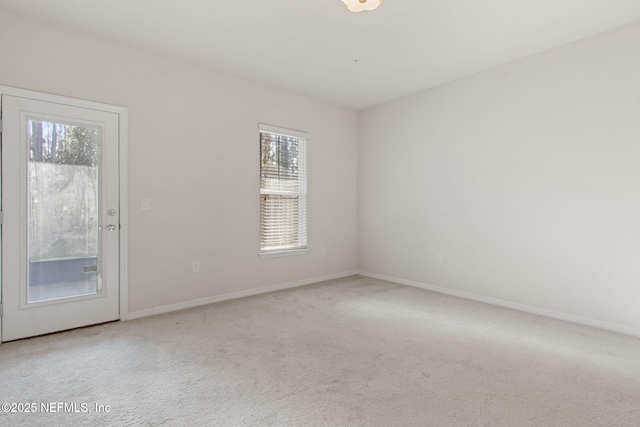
[259,125,308,254]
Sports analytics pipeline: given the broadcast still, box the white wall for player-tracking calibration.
[2,8,638,334]
[359,22,640,333]
[0,10,358,314]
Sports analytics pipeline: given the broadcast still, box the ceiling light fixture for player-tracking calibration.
[341,0,383,13]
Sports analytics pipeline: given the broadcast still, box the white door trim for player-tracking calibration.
[0,86,129,343]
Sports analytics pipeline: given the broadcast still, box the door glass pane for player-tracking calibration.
[27,118,100,303]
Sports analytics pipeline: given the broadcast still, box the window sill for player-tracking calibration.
[259,248,309,259]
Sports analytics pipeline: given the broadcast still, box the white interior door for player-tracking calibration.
[1,94,120,341]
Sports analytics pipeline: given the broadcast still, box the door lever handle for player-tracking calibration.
[83,265,98,272]
[99,224,117,231]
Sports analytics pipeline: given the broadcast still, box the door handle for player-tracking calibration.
[99,224,117,231]
[83,265,98,272]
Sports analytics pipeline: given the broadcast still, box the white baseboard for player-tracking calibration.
[358,270,640,338]
[127,270,359,320]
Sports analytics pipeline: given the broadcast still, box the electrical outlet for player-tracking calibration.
[437,254,443,264]
[192,261,200,273]
[141,198,150,211]
[322,248,327,256]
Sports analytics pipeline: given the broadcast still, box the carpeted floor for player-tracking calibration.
[1,275,639,426]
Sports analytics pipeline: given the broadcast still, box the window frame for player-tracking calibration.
[258,124,309,259]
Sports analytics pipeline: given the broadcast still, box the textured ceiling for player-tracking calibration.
[2,0,640,110]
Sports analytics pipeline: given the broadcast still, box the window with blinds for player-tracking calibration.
[259,124,308,256]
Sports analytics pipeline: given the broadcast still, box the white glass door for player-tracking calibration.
[1,94,120,341]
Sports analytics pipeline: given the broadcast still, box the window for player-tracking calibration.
[259,124,308,257]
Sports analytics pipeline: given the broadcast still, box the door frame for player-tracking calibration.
[0,86,129,343]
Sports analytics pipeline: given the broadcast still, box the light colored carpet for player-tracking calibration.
[1,275,639,426]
